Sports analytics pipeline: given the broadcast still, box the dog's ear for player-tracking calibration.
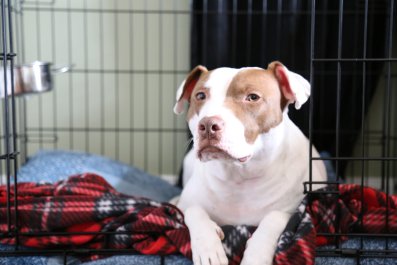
[268,61,310,110]
[173,65,208,114]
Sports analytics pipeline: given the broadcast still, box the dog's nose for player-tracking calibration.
[198,116,224,139]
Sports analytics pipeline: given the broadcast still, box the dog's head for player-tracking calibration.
[174,61,310,163]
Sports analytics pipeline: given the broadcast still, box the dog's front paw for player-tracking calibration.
[239,236,275,265]
[240,249,273,265]
[190,222,228,265]
[240,211,290,265]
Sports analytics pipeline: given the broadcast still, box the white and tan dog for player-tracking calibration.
[174,61,326,265]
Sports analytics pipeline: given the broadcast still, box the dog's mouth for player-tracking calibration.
[198,146,251,163]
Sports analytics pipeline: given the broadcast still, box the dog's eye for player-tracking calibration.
[245,93,260,102]
[195,92,206,101]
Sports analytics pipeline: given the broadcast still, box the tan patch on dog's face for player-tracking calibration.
[186,71,211,121]
[225,68,284,144]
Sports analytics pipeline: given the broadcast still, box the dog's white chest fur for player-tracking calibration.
[174,62,326,265]
[178,115,324,226]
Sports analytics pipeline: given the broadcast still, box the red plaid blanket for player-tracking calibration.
[1,173,396,264]
[0,173,191,259]
[274,184,397,264]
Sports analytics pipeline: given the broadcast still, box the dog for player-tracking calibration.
[173,61,327,265]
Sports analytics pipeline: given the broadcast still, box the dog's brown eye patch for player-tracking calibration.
[225,68,284,143]
[195,91,206,101]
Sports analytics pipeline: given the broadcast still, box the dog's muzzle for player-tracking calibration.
[196,116,251,163]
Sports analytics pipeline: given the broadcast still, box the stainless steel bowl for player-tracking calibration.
[0,61,71,98]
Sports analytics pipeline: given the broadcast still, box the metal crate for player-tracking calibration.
[1,0,396,264]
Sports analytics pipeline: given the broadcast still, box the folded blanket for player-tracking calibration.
[275,184,397,264]
[0,173,191,260]
[0,173,396,265]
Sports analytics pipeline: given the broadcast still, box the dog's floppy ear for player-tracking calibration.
[173,65,208,114]
[268,61,310,110]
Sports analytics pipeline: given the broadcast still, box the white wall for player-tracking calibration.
[17,0,191,182]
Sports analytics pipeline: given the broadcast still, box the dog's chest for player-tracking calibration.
[196,165,304,226]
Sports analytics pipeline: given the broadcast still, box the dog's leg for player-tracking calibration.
[240,211,290,265]
[184,206,228,265]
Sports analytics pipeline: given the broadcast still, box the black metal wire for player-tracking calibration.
[334,0,344,251]
[83,0,88,153]
[336,0,343,182]
[172,0,179,175]
[114,0,119,161]
[246,0,252,65]
[260,0,268,67]
[19,6,393,16]
[216,0,223,66]
[1,0,12,236]
[231,0,237,66]
[143,0,148,171]
[99,0,104,155]
[202,0,208,65]
[158,0,163,175]
[50,0,57,151]
[359,0,369,257]
[67,0,73,152]
[313,57,397,62]
[308,0,316,193]
[0,0,19,252]
[384,0,395,251]
[7,0,19,250]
